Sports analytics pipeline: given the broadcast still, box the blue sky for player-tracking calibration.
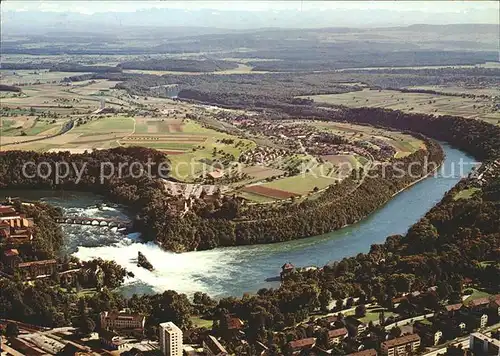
[3,0,499,14]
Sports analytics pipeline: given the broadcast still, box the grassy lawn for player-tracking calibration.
[453,187,481,201]
[464,288,491,303]
[260,160,341,195]
[72,116,135,134]
[1,119,15,129]
[24,121,61,136]
[262,173,337,195]
[190,316,213,329]
[344,307,395,323]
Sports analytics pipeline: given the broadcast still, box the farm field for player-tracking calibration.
[122,64,264,76]
[259,163,341,196]
[0,69,91,86]
[0,79,131,116]
[242,185,299,200]
[302,88,500,125]
[407,85,500,98]
[124,118,256,181]
[72,117,135,135]
[241,166,285,180]
[1,116,64,138]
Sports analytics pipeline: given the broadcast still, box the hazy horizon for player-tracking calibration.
[2,0,499,32]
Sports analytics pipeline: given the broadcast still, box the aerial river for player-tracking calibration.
[1,143,476,298]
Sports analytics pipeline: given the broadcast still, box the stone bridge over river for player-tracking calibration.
[55,216,132,229]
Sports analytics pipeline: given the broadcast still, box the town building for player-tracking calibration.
[345,317,367,337]
[18,259,57,279]
[99,329,133,351]
[348,349,378,356]
[464,311,489,329]
[319,315,341,329]
[159,322,182,356]
[0,222,11,240]
[221,315,244,339]
[469,332,500,356]
[286,338,316,355]
[100,311,146,332]
[328,327,348,345]
[445,303,463,315]
[2,249,20,269]
[413,321,442,346]
[380,334,421,356]
[203,335,228,356]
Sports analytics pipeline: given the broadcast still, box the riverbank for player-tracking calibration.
[59,144,473,297]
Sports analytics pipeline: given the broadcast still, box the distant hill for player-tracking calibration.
[2,8,498,35]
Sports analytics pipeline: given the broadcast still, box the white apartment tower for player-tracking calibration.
[159,322,183,356]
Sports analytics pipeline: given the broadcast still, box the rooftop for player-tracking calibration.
[4,249,19,257]
[288,337,316,350]
[328,327,348,339]
[382,334,420,349]
[348,349,378,356]
[18,259,57,268]
[204,335,228,354]
[226,316,244,330]
[102,311,145,324]
[445,303,463,312]
[471,332,500,347]
[159,321,181,332]
[468,297,491,307]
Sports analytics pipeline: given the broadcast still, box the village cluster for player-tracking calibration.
[2,263,499,356]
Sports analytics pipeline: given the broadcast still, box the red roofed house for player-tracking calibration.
[491,295,500,317]
[208,169,225,180]
[225,316,244,331]
[2,248,20,269]
[18,259,57,279]
[286,338,316,355]
[348,349,378,356]
[0,206,16,216]
[328,327,348,345]
[468,297,492,310]
[381,334,420,356]
[0,222,11,240]
[221,315,244,339]
[445,303,463,316]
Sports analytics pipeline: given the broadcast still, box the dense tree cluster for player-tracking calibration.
[0,146,168,204]
[247,50,498,71]
[117,72,361,104]
[0,84,22,92]
[120,58,238,72]
[13,201,65,260]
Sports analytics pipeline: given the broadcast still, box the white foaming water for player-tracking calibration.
[64,203,238,297]
[73,237,238,297]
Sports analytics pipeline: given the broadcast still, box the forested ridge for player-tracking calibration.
[120,58,238,72]
[146,137,443,251]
